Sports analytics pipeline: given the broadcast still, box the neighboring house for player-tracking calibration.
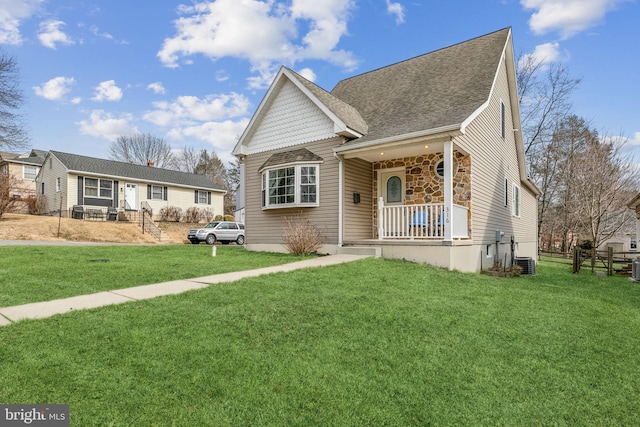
[232,28,540,273]
[594,208,637,254]
[0,149,47,200]
[36,151,226,219]
[626,194,640,253]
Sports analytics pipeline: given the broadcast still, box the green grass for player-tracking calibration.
[0,245,311,307]
[1,255,640,425]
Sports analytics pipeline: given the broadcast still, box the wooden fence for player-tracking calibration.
[571,247,638,276]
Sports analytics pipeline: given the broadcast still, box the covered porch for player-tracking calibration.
[338,135,472,244]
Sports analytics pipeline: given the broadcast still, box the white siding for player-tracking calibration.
[455,56,538,257]
[246,79,336,155]
[140,184,225,219]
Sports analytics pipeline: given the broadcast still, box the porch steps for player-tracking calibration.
[338,246,382,258]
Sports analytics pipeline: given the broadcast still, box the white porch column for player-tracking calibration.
[443,139,453,241]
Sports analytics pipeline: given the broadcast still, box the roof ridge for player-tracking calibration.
[332,27,511,89]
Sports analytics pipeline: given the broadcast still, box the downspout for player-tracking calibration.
[334,152,344,248]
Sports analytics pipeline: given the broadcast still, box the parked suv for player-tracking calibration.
[187,221,245,245]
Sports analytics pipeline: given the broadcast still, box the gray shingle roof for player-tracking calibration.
[331,28,510,145]
[50,151,224,191]
[259,148,324,171]
[3,149,46,166]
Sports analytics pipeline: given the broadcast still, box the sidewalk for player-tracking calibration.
[0,254,369,327]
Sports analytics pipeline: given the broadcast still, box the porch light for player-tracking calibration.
[380,152,384,156]
[424,145,429,149]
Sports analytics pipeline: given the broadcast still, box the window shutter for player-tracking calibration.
[207,192,211,205]
[147,185,151,199]
[114,181,119,208]
[163,186,168,201]
[77,176,83,204]
[194,190,198,203]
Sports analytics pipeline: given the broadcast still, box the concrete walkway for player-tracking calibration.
[0,254,369,327]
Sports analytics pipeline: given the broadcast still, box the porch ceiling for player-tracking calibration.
[339,137,467,162]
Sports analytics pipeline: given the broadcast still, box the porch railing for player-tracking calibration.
[377,198,469,240]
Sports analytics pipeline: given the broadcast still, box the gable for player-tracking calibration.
[243,78,336,155]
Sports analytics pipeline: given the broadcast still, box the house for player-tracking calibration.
[0,149,47,200]
[232,28,540,272]
[36,151,225,219]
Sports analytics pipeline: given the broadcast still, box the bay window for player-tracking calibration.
[261,164,318,208]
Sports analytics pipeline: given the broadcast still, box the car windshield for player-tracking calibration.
[204,222,220,229]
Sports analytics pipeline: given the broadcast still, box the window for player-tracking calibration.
[261,164,319,208]
[500,100,506,139]
[56,177,61,192]
[23,165,38,180]
[85,178,113,199]
[148,185,168,201]
[512,183,521,217]
[195,190,210,205]
[504,177,509,207]
[435,160,445,178]
[386,176,402,203]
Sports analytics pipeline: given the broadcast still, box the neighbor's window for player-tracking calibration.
[85,178,113,199]
[23,165,38,180]
[151,185,163,200]
[56,177,61,192]
[261,164,318,208]
[196,190,210,204]
[500,100,506,139]
[512,183,521,217]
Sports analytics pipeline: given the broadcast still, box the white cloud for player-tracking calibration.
[386,0,405,24]
[628,131,640,147]
[77,110,138,140]
[519,42,563,68]
[37,20,74,49]
[33,76,75,101]
[297,67,316,82]
[157,0,357,88]
[0,0,43,45]
[90,25,128,44]
[521,0,626,39]
[71,97,82,104]
[147,82,166,94]
[92,80,123,102]
[167,118,250,162]
[143,92,251,127]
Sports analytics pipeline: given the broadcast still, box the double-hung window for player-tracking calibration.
[23,165,38,180]
[261,164,319,208]
[85,178,113,199]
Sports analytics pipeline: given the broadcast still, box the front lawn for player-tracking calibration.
[1,257,639,425]
[0,245,310,307]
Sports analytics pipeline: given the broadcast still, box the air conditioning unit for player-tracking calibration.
[515,257,535,275]
[631,258,640,282]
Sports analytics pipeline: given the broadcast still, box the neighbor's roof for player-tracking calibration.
[331,27,510,145]
[49,151,225,192]
[2,149,47,166]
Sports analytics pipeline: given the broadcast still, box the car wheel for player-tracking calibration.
[205,234,216,245]
[236,235,245,245]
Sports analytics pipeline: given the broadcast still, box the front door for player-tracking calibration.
[379,169,405,205]
[124,183,138,211]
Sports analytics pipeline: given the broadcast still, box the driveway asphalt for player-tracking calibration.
[0,254,370,327]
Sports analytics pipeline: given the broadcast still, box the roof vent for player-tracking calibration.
[147,160,154,167]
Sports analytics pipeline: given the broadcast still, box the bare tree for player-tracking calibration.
[517,54,581,157]
[0,173,21,218]
[109,133,176,168]
[572,133,640,249]
[175,146,200,173]
[0,51,28,151]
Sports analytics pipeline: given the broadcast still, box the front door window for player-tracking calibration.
[379,170,405,205]
[386,176,402,203]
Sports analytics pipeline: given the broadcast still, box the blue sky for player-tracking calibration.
[1,0,638,165]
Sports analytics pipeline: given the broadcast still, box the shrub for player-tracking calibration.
[200,207,215,223]
[214,214,224,221]
[0,174,21,218]
[283,214,322,255]
[159,206,183,222]
[224,214,235,221]
[184,207,202,223]
[25,194,47,215]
